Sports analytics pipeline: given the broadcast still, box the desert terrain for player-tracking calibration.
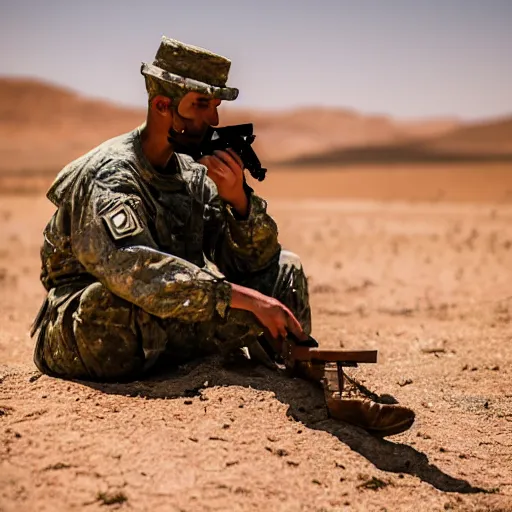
[1,79,511,511]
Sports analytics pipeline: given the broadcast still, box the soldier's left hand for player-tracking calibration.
[199,149,248,216]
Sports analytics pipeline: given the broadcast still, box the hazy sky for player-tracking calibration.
[1,0,511,120]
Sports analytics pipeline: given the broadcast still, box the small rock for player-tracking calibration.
[421,347,446,354]
[96,491,128,506]
[357,477,389,491]
[0,406,14,416]
[44,462,72,471]
[398,378,413,387]
[265,446,289,457]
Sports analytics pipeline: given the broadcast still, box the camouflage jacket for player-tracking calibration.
[37,126,280,324]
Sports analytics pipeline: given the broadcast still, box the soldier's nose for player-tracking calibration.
[208,107,220,127]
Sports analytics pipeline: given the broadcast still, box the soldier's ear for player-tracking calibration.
[152,95,172,115]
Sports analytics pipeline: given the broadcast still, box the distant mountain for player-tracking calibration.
[216,106,460,163]
[422,116,512,154]
[278,115,512,167]
[2,76,508,174]
[0,77,145,174]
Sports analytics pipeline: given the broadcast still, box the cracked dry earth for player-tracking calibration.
[1,194,511,512]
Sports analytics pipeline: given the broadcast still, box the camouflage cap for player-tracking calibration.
[141,37,239,101]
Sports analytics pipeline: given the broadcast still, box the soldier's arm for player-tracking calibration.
[203,177,281,279]
[71,167,231,322]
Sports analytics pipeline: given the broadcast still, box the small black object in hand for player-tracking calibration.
[199,123,267,182]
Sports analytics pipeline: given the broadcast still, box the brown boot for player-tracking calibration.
[326,396,415,437]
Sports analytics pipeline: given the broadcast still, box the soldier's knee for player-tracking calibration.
[275,250,311,334]
[80,281,108,303]
[279,250,304,271]
[76,282,135,330]
[78,282,125,313]
[278,250,308,287]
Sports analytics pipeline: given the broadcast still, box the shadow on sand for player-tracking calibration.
[80,355,489,495]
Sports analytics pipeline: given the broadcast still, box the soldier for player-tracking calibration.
[31,37,415,437]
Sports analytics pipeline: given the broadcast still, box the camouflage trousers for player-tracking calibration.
[33,251,312,382]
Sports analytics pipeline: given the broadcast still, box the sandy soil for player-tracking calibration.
[249,164,512,203]
[1,180,512,511]
[4,163,512,203]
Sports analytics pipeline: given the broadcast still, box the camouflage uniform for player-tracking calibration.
[29,37,417,437]
[31,127,312,381]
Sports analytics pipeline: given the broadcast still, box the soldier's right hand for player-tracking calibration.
[230,284,307,342]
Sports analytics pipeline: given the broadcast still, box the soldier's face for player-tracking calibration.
[178,92,221,132]
[167,92,222,153]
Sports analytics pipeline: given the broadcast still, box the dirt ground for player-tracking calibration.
[1,168,512,512]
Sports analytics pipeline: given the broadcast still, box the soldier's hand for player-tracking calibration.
[252,296,306,342]
[199,149,248,216]
[230,283,307,342]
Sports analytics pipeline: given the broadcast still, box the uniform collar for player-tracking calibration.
[133,125,188,192]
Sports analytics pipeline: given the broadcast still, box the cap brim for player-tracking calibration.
[141,62,239,101]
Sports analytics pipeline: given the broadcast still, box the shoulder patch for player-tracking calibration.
[102,203,143,241]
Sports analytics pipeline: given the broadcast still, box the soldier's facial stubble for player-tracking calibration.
[168,93,221,154]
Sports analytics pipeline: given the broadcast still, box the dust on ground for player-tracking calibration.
[1,178,512,511]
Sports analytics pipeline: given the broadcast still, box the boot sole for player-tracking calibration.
[366,416,415,437]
